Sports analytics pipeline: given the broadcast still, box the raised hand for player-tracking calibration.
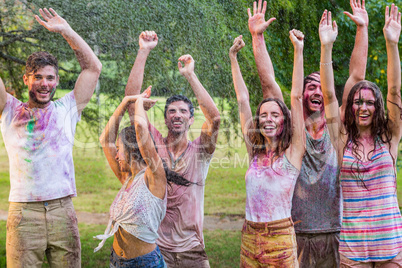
[248,0,276,35]
[123,86,156,111]
[139,31,158,51]
[289,29,304,49]
[229,35,245,58]
[344,0,369,27]
[178,54,195,77]
[319,10,338,46]
[384,4,401,44]
[35,8,71,34]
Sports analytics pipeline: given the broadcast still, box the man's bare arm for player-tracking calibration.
[178,55,220,154]
[35,8,102,114]
[125,31,158,124]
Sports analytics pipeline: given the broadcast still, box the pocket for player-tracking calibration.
[6,204,23,232]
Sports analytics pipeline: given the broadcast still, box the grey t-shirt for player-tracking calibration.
[291,127,341,233]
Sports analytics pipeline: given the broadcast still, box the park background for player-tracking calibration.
[1,0,402,266]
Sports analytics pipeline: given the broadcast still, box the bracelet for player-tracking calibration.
[320,61,333,66]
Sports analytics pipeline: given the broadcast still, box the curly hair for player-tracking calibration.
[26,51,58,75]
[344,80,393,186]
[249,98,292,162]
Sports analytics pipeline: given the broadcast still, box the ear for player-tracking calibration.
[23,74,29,86]
[189,116,195,127]
[56,75,60,86]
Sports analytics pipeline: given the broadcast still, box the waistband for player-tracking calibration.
[244,217,294,230]
[9,196,72,208]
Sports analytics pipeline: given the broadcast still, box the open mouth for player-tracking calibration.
[173,121,183,126]
[310,99,322,105]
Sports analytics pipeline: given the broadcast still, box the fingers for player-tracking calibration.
[290,29,304,40]
[262,1,267,15]
[34,15,45,25]
[385,6,390,23]
[328,11,332,25]
[49,8,58,17]
[38,8,55,21]
[267,17,276,27]
[343,11,353,20]
[43,8,53,19]
[333,20,338,33]
[253,1,257,16]
[247,8,252,18]
[257,0,262,14]
[140,31,158,41]
[142,86,152,98]
[178,54,193,63]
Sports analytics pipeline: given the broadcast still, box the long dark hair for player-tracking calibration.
[344,80,393,186]
[120,126,193,187]
[250,98,292,161]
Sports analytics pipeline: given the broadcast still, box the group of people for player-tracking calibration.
[0,0,402,267]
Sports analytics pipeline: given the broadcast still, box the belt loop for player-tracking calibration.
[265,222,269,233]
[60,197,64,207]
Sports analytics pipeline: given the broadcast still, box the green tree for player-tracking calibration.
[1,0,401,143]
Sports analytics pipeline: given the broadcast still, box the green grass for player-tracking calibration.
[0,221,241,267]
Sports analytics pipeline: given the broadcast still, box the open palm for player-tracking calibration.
[35,8,69,33]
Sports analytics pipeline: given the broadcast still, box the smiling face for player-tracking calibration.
[164,100,194,135]
[258,101,284,140]
[23,65,59,108]
[303,73,324,115]
[352,88,376,129]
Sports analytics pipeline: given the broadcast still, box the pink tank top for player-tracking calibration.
[245,154,300,222]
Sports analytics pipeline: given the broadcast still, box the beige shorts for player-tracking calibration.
[160,245,210,268]
[340,251,402,268]
[6,196,81,268]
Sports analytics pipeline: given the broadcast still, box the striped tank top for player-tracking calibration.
[339,141,402,262]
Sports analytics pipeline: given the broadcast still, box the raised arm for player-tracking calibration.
[248,0,282,100]
[229,36,254,158]
[178,54,220,154]
[0,77,6,114]
[99,87,153,184]
[383,4,402,143]
[286,29,305,169]
[125,31,158,124]
[319,10,344,162]
[341,0,369,120]
[134,97,166,199]
[35,8,102,114]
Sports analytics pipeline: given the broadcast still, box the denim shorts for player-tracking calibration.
[110,245,167,268]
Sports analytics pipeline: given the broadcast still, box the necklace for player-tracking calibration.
[165,140,189,170]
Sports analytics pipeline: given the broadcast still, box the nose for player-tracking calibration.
[40,78,49,87]
[115,153,119,161]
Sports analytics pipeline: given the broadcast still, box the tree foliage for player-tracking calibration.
[1,0,401,141]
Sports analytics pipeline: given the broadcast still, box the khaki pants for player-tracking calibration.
[160,245,210,268]
[240,217,298,268]
[6,196,81,268]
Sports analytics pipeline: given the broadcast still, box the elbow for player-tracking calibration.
[93,61,102,75]
[212,114,221,129]
[290,90,303,102]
